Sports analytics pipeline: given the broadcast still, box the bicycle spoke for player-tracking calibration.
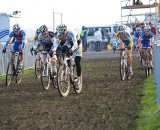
[57,66,70,97]
[41,64,50,90]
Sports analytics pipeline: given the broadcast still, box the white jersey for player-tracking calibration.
[55,30,82,57]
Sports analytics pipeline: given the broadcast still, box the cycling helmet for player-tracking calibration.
[136,27,142,32]
[118,26,125,32]
[36,28,41,35]
[144,25,151,32]
[56,24,67,34]
[13,23,20,32]
[40,24,48,33]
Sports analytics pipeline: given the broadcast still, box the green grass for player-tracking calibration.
[136,74,160,130]
[0,68,34,81]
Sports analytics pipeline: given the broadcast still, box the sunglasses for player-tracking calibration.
[42,32,48,36]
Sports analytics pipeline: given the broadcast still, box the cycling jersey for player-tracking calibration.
[140,32,154,47]
[38,31,54,51]
[116,31,133,46]
[116,31,132,45]
[56,30,82,57]
[133,31,141,46]
[6,30,26,52]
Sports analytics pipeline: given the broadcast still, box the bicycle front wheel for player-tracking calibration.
[35,58,42,79]
[6,62,14,86]
[41,64,50,90]
[57,65,70,97]
[120,57,126,81]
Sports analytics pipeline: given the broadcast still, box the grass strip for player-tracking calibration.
[136,74,160,130]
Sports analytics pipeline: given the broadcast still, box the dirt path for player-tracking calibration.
[0,57,145,130]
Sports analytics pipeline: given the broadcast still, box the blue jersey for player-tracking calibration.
[5,30,26,52]
[133,31,141,46]
[134,31,141,39]
[9,30,26,42]
[140,32,154,47]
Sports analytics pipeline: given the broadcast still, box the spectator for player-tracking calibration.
[80,26,88,52]
[149,21,156,39]
[106,29,111,45]
[94,28,102,51]
[139,23,145,31]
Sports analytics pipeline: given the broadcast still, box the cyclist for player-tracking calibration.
[139,25,154,69]
[37,24,57,75]
[111,33,118,52]
[2,23,27,69]
[133,27,142,58]
[116,26,133,75]
[30,27,41,55]
[56,24,82,87]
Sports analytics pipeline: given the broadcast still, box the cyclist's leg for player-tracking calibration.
[51,52,57,74]
[120,41,124,58]
[17,42,25,64]
[126,48,133,74]
[75,56,81,85]
[148,48,153,68]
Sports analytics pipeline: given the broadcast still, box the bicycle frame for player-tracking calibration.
[6,50,23,86]
[119,47,131,80]
[142,47,152,76]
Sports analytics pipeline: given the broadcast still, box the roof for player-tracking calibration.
[121,3,158,9]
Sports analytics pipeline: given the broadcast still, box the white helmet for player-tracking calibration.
[40,24,48,33]
[144,25,151,32]
[56,24,67,34]
[13,23,20,32]
[136,27,142,32]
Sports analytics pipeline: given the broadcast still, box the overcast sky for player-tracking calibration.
[0,0,122,31]
[0,0,155,34]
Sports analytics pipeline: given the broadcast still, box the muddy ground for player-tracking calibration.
[0,57,146,130]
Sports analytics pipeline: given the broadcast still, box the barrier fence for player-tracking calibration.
[0,43,34,76]
[154,41,160,110]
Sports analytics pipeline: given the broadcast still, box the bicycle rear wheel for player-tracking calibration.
[6,62,14,86]
[41,64,50,90]
[57,65,70,97]
[35,58,42,79]
[120,57,126,81]
[16,64,23,84]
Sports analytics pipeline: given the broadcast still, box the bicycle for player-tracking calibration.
[57,52,83,97]
[40,51,57,90]
[141,47,152,77]
[30,47,43,79]
[119,47,132,81]
[5,50,24,86]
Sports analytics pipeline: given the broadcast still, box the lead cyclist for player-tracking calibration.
[55,24,82,88]
[116,26,134,75]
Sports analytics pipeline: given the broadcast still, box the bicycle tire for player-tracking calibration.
[41,63,50,90]
[120,57,126,81]
[6,62,14,86]
[35,58,42,79]
[57,65,70,97]
[72,66,83,94]
[16,63,23,84]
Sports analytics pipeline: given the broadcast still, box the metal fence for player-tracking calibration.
[0,43,34,76]
[154,41,160,109]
